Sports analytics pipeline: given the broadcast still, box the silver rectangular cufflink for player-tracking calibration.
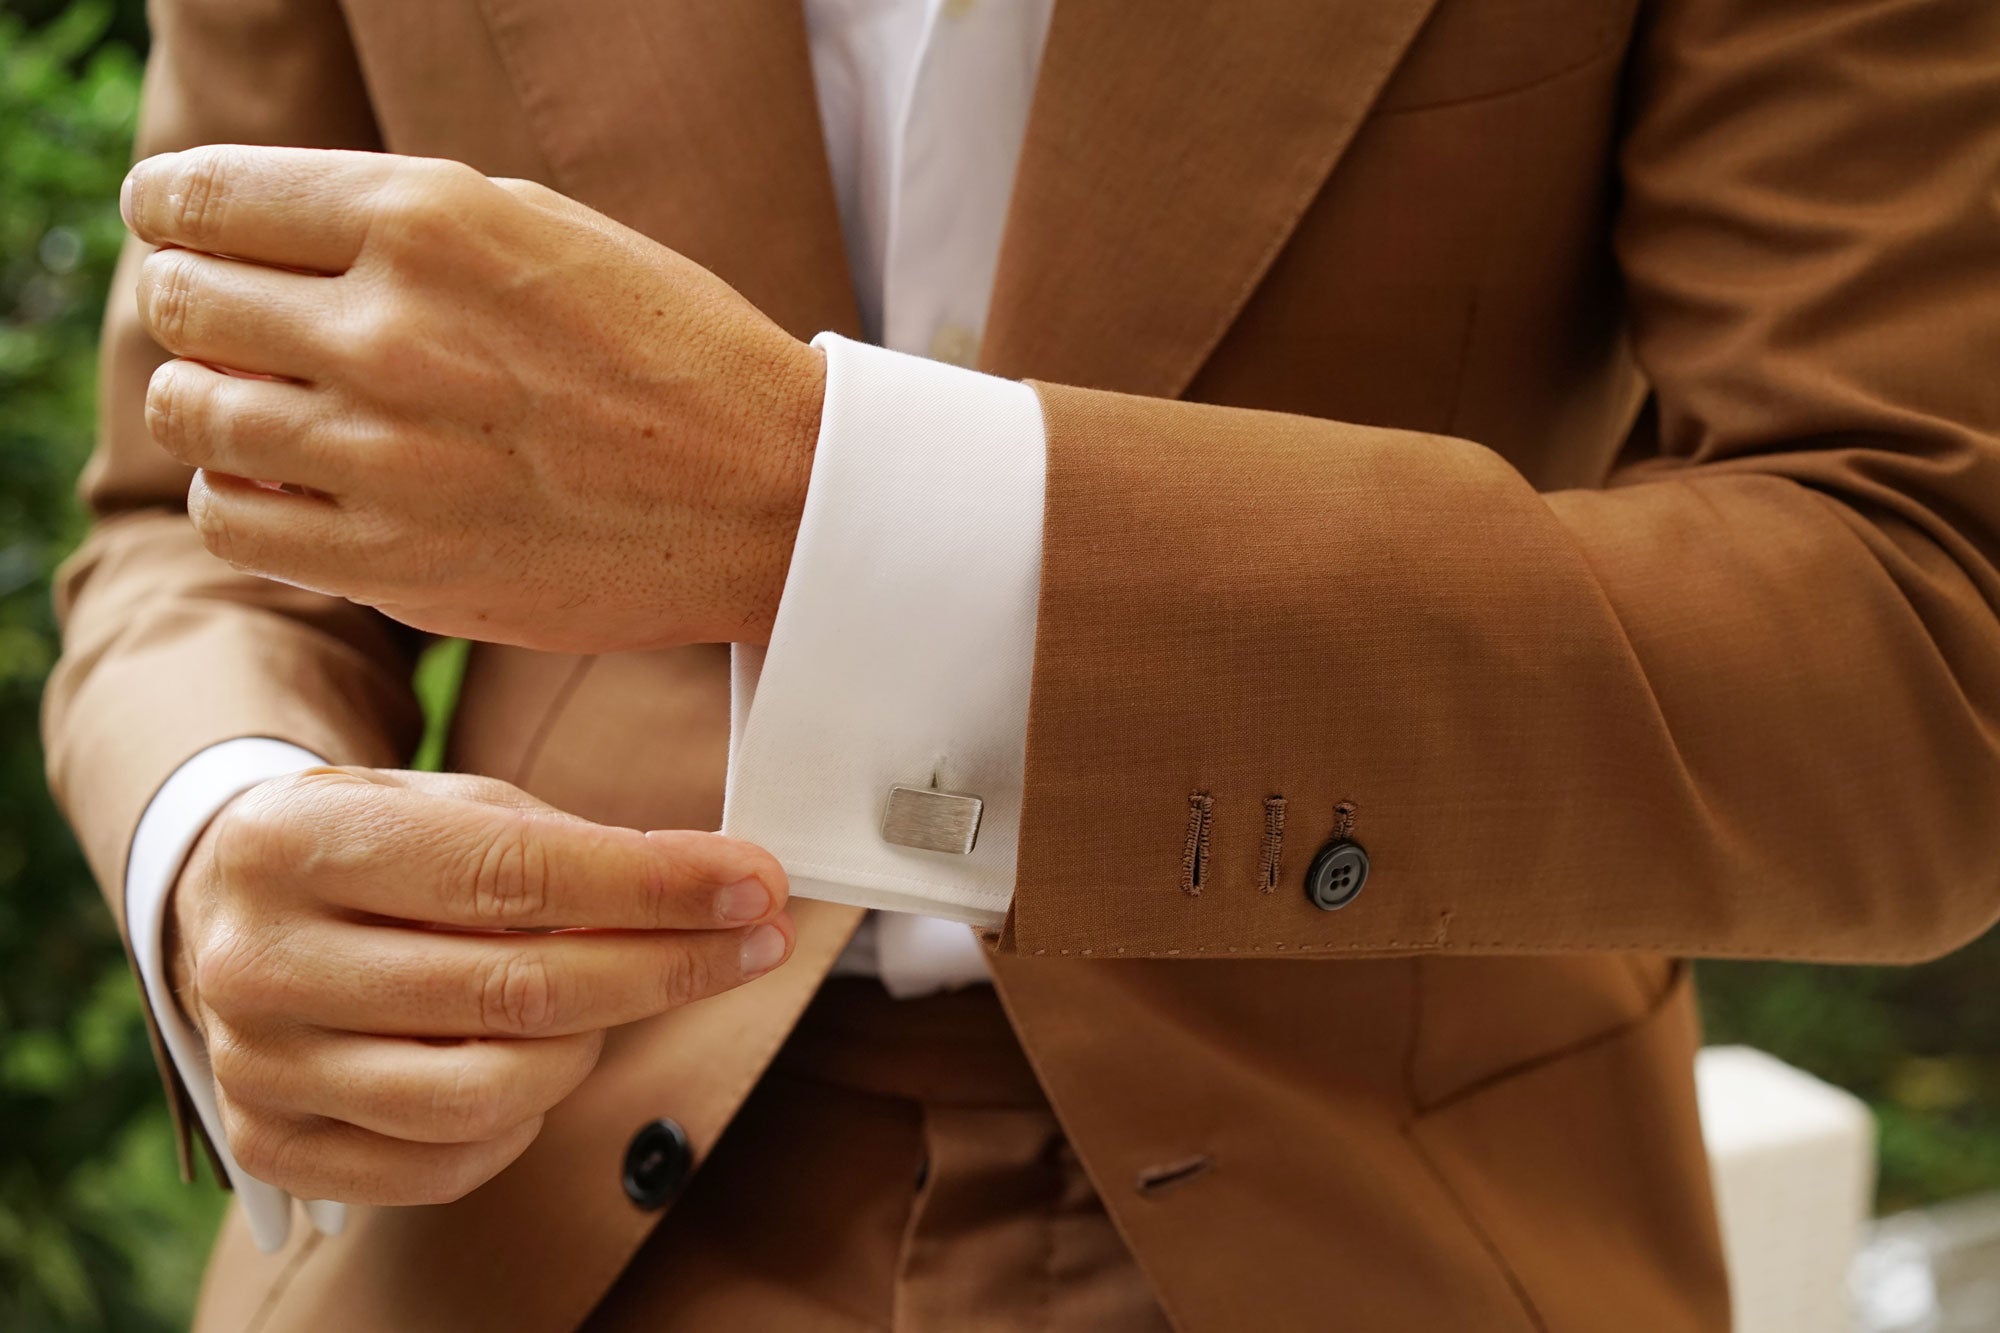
[880,784,983,855]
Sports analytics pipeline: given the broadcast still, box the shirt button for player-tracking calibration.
[622,1117,692,1209]
[1304,840,1369,911]
[929,323,980,368]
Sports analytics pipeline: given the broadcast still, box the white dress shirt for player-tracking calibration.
[125,0,1055,1250]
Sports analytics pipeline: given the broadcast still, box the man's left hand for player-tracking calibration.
[123,146,825,652]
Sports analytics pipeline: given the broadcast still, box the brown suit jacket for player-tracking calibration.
[45,0,2000,1328]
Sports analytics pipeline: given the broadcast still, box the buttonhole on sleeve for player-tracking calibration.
[1333,800,1358,840]
[1180,792,1214,896]
[1258,795,1287,892]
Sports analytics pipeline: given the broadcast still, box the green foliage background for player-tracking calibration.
[0,3,1993,1328]
[0,6,228,1330]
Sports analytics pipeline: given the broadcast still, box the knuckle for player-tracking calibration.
[344,308,416,376]
[202,1026,255,1093]
[224,1108,296,1183]
[140,250,199,349]
[190,926,268,1016]
[656,940,716,1007]
[428,1059,509,1141]
[144,361,204,465]
[192,812,248,888]
[418,158,492,214]
[275,779,384,884]
[170,147,235,248]
[205,1027,282,1108]
[372,160,481,257]
[211,785,300,876]
[488,175,564,217]
[186,477,242,567]
[272,765,368,812]
[486,175,536,200]
[456,773,536,806]
[477,951,559,1037]
[468,819,550,926]
[427,157,489,199]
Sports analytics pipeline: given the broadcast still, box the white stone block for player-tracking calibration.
[1697,1046,1877,1333]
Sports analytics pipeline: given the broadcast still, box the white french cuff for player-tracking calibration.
[126,737,345,1253]
[723,332,1047,930]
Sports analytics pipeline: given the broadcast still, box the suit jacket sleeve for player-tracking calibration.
[1001,0,2000,963]
[42,0,422,1177]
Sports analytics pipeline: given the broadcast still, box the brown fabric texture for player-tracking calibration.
[1004,0,2000,965]
[584,979,1170,1333]
[42,0,2000,1328]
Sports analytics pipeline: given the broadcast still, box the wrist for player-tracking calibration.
[738,340,824,644]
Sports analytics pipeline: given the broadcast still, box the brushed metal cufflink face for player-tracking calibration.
[881,785,983,855]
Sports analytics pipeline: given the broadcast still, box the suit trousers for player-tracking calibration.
[585,978,1172,1331]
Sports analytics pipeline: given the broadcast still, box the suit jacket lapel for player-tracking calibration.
[472,0,862,343]
[982,0,1445,398]
[472,0,1439,397]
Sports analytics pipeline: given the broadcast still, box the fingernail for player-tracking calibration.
[119,170,136,230]
[738,924,787,978]
[716,878,771,923]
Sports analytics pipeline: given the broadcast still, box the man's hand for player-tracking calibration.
[122,145,825,652]
[168,767,794,1206]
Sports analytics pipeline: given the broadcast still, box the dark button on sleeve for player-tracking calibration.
[1304,840,1368,911]
[622,1117,692,1210]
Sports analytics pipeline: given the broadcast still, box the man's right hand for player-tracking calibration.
[166,766,793,1207]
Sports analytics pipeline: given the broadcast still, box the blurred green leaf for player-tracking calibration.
[412,636,471,772]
